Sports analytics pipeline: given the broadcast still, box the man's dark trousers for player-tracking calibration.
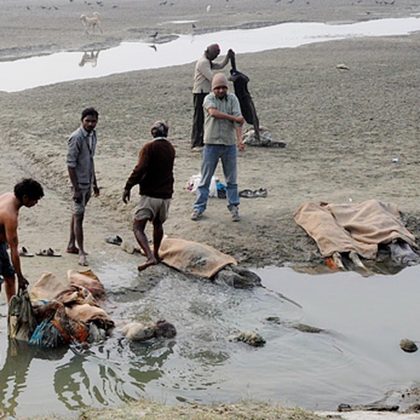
[191,92,207,148]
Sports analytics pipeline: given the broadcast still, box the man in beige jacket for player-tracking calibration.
[191,44,233,150]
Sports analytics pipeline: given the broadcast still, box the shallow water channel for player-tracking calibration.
[1,262,420,417]
[1,17,420,92]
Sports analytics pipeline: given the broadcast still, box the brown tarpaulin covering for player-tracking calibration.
[294,199,417,259]
[65,303,112,325]
[30,270,113,332]
[159,237,237,278]
[30,270,106,302]
[29,272,69,302]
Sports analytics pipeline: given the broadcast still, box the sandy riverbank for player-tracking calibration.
[0,0,420,417]
[1,0,419,271]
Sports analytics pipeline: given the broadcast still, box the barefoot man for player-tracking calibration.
[122,121,175,271]
[0,179,44,302]
[66,107,100,266]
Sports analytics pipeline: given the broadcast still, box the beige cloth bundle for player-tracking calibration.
[294,199,417,259]
[159,237,237,278]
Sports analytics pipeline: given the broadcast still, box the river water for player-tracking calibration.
[1,17,420,92]
[1,259,420,417]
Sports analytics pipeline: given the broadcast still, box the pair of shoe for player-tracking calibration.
[239,188,268,198]
[191,209,203,221]
[36,248,62,257]
[229,206,240,222]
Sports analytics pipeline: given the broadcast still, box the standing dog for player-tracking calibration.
[80,12,103,34]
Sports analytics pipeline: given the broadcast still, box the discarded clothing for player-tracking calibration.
[30,272,69,302]
[8,290,37,341]
[294,199,417,259]
[159,237,237,278]
[28,270,113,348]
[242,127,286,148]
[67,269,106,300]
[186,173,218,198]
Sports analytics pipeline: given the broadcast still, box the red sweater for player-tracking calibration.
[124,137,175,199]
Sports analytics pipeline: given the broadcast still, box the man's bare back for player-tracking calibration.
[0,180,44,302]
[0,192,19,242]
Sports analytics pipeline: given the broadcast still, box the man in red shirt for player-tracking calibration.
[122,121,175,271]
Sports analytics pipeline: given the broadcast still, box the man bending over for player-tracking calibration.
[122,121,175,271]
[0,179,44,302]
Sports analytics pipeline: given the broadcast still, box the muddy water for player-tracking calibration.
[1,261,420,417]
[1,17,420,92]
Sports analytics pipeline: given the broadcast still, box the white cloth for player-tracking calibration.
[186,173,218,197]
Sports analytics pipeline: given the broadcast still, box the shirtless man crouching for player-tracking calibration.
[0,179,44,302]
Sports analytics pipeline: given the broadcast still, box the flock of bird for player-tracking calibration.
[26,0,117,11]
[26,0,397,13]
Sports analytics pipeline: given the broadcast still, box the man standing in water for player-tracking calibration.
[122,121,175,271]
[0,179,44,302]
[191,44,233,151]
[66,107,100,267]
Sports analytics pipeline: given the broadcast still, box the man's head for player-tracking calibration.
[151,121,169,138]
[211,73,229,99]
[205,43,220,61]
[14,178,44,208]
[81,107,99,132]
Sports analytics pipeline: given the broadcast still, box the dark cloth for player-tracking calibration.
[124,138,175,199]
[191,93,207,148]
[0,241,15,279]
[229,70,259,126]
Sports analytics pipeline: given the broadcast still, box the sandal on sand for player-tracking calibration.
[105,235,123,246]
[19,246,34,257]
[36,248,62,257]
[239,189,256,198]
[254,188,268,198]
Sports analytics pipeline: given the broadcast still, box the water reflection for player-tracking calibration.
[0,339,67,416]
[79,50,101,68]
[0,331,175,416]
[54,339,175,410]
[0,17,419,92]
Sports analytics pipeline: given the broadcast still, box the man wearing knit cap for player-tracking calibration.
[122,121,175,271]
[191,72,245,222]
[191,44,234,150]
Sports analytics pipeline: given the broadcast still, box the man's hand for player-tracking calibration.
[122,188,131,204]
[93,185,100,197]
[18,275,29,291]
[235,116,245,125]
[72,188,82,203]
[237,140,245,152]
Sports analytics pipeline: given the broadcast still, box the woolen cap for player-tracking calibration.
[211,73,229,90]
